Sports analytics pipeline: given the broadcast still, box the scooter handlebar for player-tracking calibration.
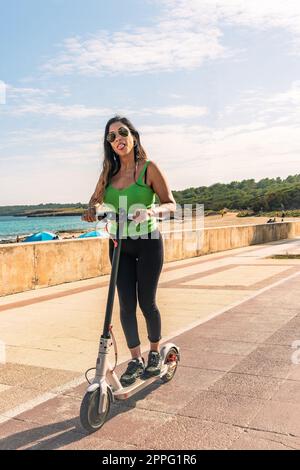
[96,210,135,222]
[96,210,184,222]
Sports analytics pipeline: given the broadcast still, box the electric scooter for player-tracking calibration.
[80,208,180,433]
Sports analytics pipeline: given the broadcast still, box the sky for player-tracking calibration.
[1,0,300,205]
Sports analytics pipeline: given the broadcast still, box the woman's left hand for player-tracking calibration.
[132,208,153,224]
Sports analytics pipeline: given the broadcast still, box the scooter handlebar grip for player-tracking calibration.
[96,211,115,220]
[97,213,108,221]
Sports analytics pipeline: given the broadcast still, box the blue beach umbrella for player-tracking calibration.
[23,231,58,242]
[78,230,108,238]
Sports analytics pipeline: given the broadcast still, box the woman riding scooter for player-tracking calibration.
[82,116,176,387]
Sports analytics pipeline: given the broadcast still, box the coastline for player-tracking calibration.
[1,213,300,244]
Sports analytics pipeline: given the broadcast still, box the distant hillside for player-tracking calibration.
[0,203,87,217]
[1,174,300,216]
[173,174,300,212]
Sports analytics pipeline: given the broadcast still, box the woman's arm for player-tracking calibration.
[88,174,104,208]
[82,175,104,222]
[147,161,176,217]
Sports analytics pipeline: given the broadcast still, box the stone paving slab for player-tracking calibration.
[0,238,300,449]
[249,400,300,436]
[1,273,299,450]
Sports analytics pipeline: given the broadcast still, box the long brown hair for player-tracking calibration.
[90,116,148,205]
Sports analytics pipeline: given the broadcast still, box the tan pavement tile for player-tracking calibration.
[208,372,283,400]
[179,390,266,427]
[249,400,300,437]
[135,415,243,450]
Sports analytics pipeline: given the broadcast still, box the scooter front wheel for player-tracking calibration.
[80,389,111,433]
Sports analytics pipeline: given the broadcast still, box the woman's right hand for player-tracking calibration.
[81,206,97,222]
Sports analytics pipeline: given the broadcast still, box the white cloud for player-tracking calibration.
[41,16,227,76]
[220,80,300,125]
[267,80,300,106]
[7,85,56,99]
[167,0,300,53]
[138,85,300,186]
[143,123,300,190]
[0,143,100,165]
[0,80,7,104]
[115,105,209,119]
[2,78,300,202]
[39,0,300,78]
[168,93,184,100]
[2,116,300,202]
[10,102,113,119]
[145,105,208,118]
[7,117,299,200]
[0,129,100,149]
[166,0,300,32]
[0,84,110,118]
[9,102,206,120]
[3,87,208,120]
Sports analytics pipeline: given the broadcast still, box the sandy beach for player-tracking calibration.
[3,212,300,244]
[202,212,300,228]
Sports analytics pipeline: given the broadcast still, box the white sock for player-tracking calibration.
[133,356,144,364]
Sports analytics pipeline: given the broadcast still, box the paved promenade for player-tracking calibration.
[0,237,300,449]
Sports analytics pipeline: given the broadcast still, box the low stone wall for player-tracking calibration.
[1,221,300,297]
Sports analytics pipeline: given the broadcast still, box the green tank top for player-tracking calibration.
[103,160,157,238]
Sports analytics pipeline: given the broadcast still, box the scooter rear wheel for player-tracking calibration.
[80,389,111,433]
[161,347,179,383]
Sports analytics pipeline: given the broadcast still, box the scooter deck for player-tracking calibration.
[113,364,169,400]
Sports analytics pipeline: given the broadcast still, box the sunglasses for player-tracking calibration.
[106,126,129,143]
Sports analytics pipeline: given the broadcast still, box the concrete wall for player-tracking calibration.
[1,221,300,297]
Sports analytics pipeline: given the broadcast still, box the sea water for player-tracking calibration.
[0,215,95,241]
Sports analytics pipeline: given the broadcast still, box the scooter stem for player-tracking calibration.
[102,208,126,338]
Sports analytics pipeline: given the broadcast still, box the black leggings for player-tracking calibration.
[109,230,164,349]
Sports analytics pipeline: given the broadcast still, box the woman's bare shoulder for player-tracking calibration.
[146,160,167,188]
[147,160,164,176]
